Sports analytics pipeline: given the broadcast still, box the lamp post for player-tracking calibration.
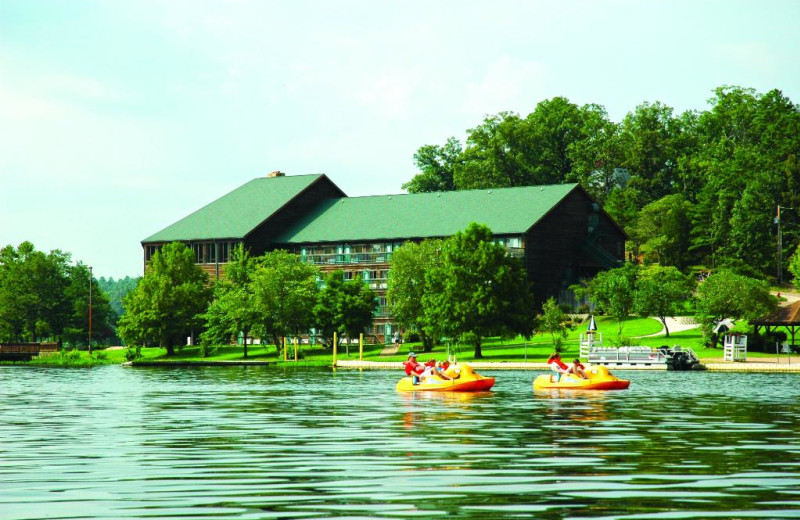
[88,266,93,356]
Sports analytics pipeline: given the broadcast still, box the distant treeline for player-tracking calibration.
[0,241,139,345]
[404,85,800,280]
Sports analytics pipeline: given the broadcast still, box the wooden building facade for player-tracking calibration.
[142,172,627,343]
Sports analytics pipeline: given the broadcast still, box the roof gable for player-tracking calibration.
[142,174,339,243]
[275,183,579,243]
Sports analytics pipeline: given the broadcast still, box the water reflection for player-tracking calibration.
[0,366,799,519]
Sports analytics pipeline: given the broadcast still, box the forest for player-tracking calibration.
[403,85,800,281]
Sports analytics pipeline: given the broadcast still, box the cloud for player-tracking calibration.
[461,55,547,117]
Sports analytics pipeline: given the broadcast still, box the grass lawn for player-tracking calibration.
[13,315,788,366]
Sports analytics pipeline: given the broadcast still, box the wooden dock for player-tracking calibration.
[0,343,59,361]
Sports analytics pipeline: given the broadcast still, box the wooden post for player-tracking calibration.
[294,337,298,362]
[283,337,287,361]
[333,331,338,366]
[359,333,363,361]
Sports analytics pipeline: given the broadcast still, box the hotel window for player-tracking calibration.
[145,245,161,262]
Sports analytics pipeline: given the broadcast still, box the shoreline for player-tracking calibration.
[334,359,800,373]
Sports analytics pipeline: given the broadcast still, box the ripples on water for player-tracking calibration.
[1,366,799,519]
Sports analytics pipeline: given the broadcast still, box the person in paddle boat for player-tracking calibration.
[403,352,425,384]
[419,358,437,382]
[435,360,454,380]
[547,352,570,382]
[567,358,588,379]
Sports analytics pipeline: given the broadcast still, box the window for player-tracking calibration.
[191,243,203,263]
[145,244,161,262]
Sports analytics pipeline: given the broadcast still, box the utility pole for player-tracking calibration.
[89,266,93,356]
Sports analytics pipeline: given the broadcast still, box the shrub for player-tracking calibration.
[125,345,142,361]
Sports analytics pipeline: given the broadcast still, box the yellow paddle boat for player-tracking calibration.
[396,363,495,392]
[533,365,630,391]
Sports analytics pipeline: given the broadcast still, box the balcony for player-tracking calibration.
[300,252,393,265]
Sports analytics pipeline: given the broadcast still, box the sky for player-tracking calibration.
[1,0,799,280]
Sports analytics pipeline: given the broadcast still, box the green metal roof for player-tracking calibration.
[275,183,579,243]
[142,174,327,243]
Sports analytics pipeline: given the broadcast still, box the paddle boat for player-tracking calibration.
[396,363,495,392]
[533,364,630,391]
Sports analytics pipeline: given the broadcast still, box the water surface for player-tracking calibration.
[1,366,799,519]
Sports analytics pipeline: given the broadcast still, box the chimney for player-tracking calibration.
[267,171,285,178]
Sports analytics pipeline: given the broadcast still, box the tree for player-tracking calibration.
[633,194,693,269]
[694,269,777,347]
[788,244,800,286]
[586,263,638,343]
[118,242,211,355]
[634,265,693,337]
[402,137,462,193]
[314,270,377,349]
[422,223,535,358]
[200,245,260,357]
[386,239,443,352]
[538,297,568,352]
[251,250,319,352]
[97,276,140,319]
[62,263,114,348]
[0,242,106,346]
[618,101,687,204]
[454,112,537,190]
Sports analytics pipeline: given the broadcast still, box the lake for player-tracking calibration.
[1,366,799,519]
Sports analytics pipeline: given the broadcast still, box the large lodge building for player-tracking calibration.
[142,171,626,343]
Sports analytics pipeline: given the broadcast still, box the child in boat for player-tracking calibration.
[568,358,589,379]
[547,352,570,382]
[434,360,453,380]
[419,358,437,381]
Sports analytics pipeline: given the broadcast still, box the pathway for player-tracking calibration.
[638,316,701,338]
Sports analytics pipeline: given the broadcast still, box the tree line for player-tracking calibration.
[0,242,115,346]
[117,243,378,357]
[404,86,800,280]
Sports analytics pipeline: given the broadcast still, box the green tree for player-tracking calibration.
[633,194,693,269]
[386,239,443,352]
[402,137,462,193]
[634,265,693,337]
[314,270,377,349]
[587,263,638,343]
[118,242,211,355]
[0,242,73,344]
[699,270,775,344]
[199,245,260,357]
[618,101,688,204]
[788,243,800,286]
[694,269,777,347]
[422,223,535,358]
[454,112,537,189]
[538,297,568,352]
[62,263,114,348]
[97,276,140,318]
[251,249,319,352]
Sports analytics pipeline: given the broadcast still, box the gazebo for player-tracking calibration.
[751,301,800,348]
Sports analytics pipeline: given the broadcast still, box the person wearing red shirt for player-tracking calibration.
[403,352,424,383]
[567,358,588,379]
